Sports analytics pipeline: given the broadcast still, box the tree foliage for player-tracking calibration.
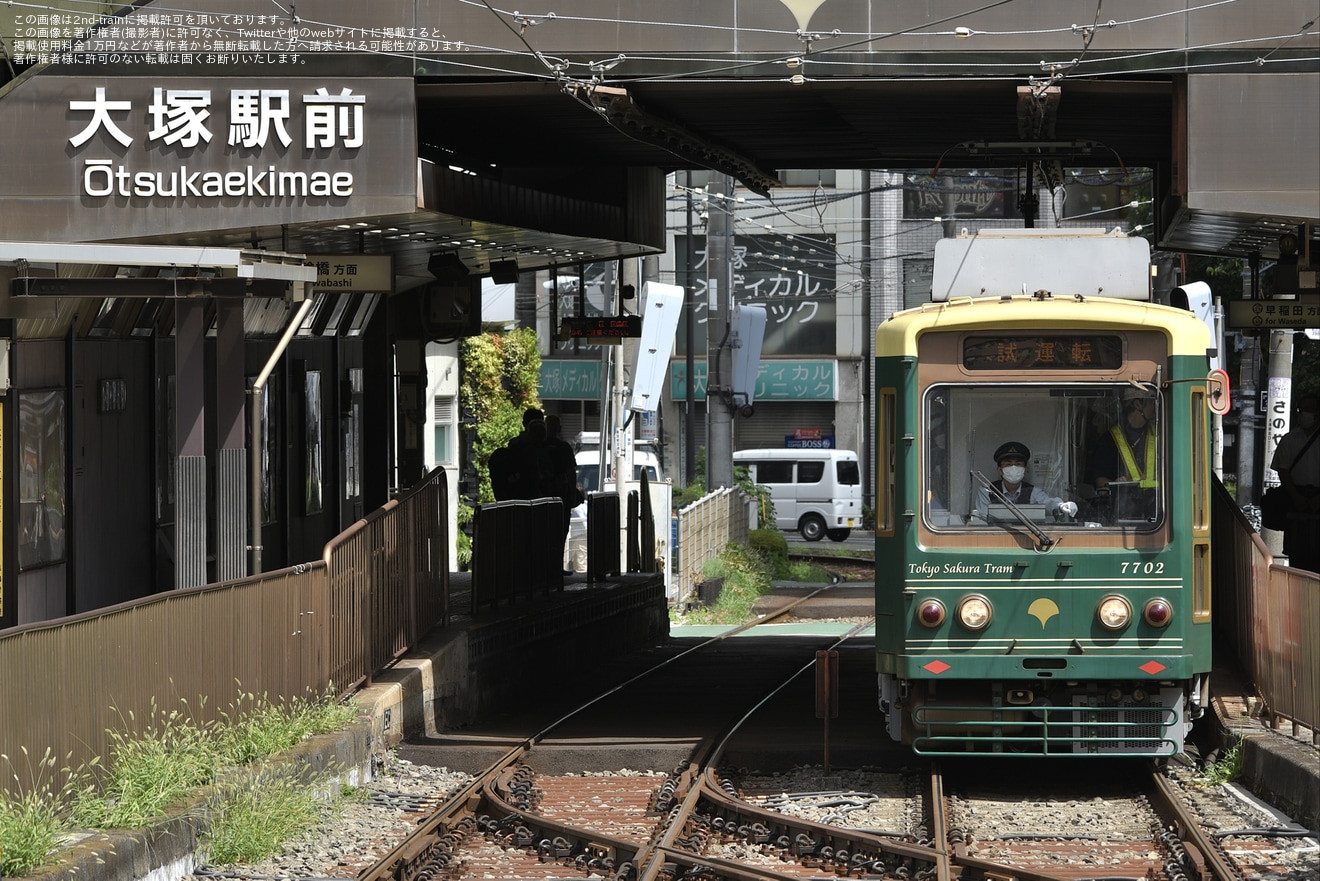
[460,328,542,503]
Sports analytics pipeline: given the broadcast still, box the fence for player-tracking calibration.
[1211,479,1319,743]
[0,468,450,797]
[470,497,565,610]
[674,487,752,600]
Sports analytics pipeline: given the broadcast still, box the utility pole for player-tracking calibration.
[1261,330,1294,556]
[706,173,734,490]
[1237,256,1261,509]
[615,258,640,487]
[684,171,696,487]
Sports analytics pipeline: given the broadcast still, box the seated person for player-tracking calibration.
[974,441,1078,521]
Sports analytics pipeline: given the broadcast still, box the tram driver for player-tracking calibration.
[973,441,1078,523]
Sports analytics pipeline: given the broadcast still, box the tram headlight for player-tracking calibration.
[956,595,992,631]
[1097,595,1132,630]
[1143,598,1173,628]
[916,599,946,627]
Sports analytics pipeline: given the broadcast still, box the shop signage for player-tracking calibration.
[539,360,604,400]
[670,360,837,401]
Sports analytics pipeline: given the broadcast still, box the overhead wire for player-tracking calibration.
[3,0,1290,255]
[7,0,1315,85]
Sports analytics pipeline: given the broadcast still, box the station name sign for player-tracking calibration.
[0,76,417,244]
[71,84,366,201]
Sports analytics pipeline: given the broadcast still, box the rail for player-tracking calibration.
[1211,478,1319,743]
[675,486,752,599]
[0,467,450,797]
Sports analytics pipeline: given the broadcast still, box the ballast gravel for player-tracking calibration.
[191,756,473,879]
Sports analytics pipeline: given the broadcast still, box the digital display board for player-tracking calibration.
[962,335,1124,370]
[564,316,642,340]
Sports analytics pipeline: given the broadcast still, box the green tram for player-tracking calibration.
[873,230,1227,756]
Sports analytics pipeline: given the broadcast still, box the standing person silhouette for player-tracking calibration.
[1270,392,1320,572]
[544,414,580,572]
[505,408,554,500]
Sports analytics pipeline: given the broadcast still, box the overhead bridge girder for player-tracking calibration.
[9,276,294,299]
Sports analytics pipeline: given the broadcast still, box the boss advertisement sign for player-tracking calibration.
[0,77,416,243]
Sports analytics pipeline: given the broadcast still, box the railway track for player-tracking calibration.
[344,750,1311,881]
[786,552,875,582]
[192,591,1316,881]
[354,591,881,881]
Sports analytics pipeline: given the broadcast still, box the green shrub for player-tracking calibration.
[2,687,359,877]
[783,560,834,582]
[1195,740,1244,785]
[749,528,788,572]
[456,502,473,568]
[674,542,774,624]
[204,766,329,865]
[214,688,360,767]
[673,479,707,509]
[71,701,224,829]
[0,748,89,878]
[734,465,776,526]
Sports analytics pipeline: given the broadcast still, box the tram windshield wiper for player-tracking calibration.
[970,470,1059,551]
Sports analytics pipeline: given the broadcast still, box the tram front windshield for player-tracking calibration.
[925,384,1162,530]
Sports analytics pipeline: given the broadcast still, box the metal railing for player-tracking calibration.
[470,497,564,610]
[0,467,450,797]
[587,491,622,581]
[674,487,752,599]
[1212,478,1319,744]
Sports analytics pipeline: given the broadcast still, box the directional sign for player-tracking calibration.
[1226,295,1320,329]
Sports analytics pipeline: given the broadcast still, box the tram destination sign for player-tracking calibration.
[1226,296,1320,329]
[963,335,1124,370]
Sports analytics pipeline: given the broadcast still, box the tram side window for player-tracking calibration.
[923,384,1162,529]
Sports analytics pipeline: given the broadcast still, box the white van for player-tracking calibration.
[732,448,863,541]
[574,432,664,494]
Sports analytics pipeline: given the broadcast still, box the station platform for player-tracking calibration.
[362,571,670,739]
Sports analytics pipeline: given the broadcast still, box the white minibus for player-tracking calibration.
[732,448,863,541]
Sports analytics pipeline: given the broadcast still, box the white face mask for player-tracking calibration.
[1001,465,1026,484]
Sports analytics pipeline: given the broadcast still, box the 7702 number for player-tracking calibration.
[1120,561,1165,574]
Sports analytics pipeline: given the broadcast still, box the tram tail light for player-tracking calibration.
[1097,595,1132,630]
[917,599,946,627]
[1143,598,1173,628]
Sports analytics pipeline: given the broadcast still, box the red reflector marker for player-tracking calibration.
[1139,661,1167,675]
[923,660,951,674]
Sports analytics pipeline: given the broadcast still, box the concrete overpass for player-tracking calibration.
[0,0,1316,285]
